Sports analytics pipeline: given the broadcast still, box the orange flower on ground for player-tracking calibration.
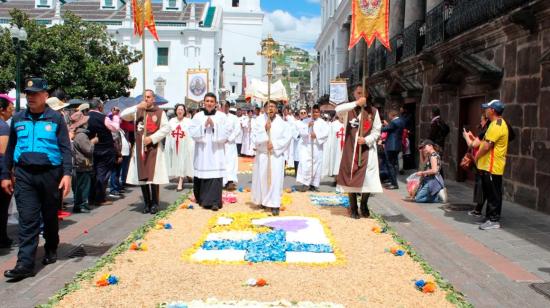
[422,282,436,293]
[256,278,267,287]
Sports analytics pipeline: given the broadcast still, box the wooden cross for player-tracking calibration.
[233,57,255,95]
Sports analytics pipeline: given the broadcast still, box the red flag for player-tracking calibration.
[132,0,159,41]
[349,0,390,50]
[144,0,159,41]
[132,0,143,36]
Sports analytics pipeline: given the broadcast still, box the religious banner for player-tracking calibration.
[186,69,209,103]
[349,0,390,50]
[329,79,348,105]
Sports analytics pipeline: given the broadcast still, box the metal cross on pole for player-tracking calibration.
[233,57,255,96]
[258,34,280,188]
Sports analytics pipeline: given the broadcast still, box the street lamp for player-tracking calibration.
[9,25,27,112]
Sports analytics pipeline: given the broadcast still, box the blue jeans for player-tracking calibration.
[110,162,122,193]
[415,183,440,203]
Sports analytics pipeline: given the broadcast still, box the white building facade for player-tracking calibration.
[315,0,366,98]
[0,0,265,106]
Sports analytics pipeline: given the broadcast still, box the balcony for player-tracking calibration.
[403,20,425,59]
[425,1,455,48]
[446,0,529,37]
[386,35,403,67]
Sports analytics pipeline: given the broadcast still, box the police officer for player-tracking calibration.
[1,78,72,280]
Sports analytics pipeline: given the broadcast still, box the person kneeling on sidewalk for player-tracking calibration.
[414,139,447,203]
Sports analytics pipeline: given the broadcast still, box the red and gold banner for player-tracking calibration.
[132,0,159,41]
[349,0,390,50]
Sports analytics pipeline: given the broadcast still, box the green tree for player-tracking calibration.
[0,9,141,99]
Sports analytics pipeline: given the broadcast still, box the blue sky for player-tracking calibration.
[191,0,322,51]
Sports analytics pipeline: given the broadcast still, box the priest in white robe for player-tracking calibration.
[223,104,240,189]
[251,101,292,216]
[189,93,229,211]
[296,105,330,191]
[335,84,382,219]
[121,90,171,214]
[293,109,308,172]
[235,110,243,156]
[240,110,255,156]
[282,106,295,165]
[165,104,194,191]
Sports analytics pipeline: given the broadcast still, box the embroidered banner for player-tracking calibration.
[349,0,390,50]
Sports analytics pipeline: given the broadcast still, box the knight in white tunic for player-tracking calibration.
[223,104,240,189]
[296,105,330,191]
[165,104,194,191]
[120,90,171,214]
[251,101,292,216]
[335,85,382,219]
[189,93,229,211]
[240,110,255,156]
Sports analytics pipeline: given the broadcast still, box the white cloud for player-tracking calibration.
[263,10,321,51]
[306,0,321,3]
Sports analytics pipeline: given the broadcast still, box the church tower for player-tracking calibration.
[213,0,264,99]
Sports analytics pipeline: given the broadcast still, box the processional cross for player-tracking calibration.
[233,57,255,95]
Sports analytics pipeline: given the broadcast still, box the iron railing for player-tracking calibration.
[386,35,403,67]
[403,20,425,59]
[425,1,455,48]
[446,0,529,37]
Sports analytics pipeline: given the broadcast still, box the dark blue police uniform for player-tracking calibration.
[1,81,72,276]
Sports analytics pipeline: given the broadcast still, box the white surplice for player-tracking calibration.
[165,117,194,178]
[223,112,240,185]
[189,110,229,179]
[120,106,171,185]
[322,122,335,177]
[292,120,302,163]
[296,118,330,187]
[251,114,292,208]
[331,120,345,176]
[240,115,255,156]
[282,115,297,164]
[335,102,383,193]
[235,115,243,145]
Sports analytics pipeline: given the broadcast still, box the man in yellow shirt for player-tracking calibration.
[475,100,509,230]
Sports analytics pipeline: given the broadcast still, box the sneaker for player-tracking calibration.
[468,210,482,217]
[479,220,500,230]
[108,193,121,199]
[438,188,448,203]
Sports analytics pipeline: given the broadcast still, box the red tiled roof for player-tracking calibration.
[0,0,205,22]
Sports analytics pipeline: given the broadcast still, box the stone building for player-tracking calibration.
[316,0,550,214]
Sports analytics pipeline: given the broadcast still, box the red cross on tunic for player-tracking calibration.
[336,127,345,151]
[171,125,185,154]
